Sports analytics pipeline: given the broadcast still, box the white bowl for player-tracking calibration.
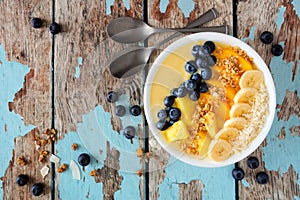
[144,32,276,168]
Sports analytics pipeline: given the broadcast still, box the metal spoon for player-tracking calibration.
[109,9,228,78]
[107,8,219,44]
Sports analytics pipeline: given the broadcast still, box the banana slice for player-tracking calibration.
[224,117,247,130]
[215,127,239,141]
[234,87,257,104]
[208,139,233,162]
[239,70,264,90]
[229,103,251,118]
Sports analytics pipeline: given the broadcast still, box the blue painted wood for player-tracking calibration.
[0,45,35,199]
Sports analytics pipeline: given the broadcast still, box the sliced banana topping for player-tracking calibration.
[229,103,251,118]
[224,117,247,130]
[239,70,264,90]
[234,87,257,105]
[208,139,233,162]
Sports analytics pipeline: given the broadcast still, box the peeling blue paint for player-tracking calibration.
[0,44,35,199]
[241,26,256,42]
[158,159,235,199]
[242,179,250,188]
[295,195,300,200]
[292,0,300,19]
[69,94,142,198]
[74,57,82,79]
[159,0,194,17]
[276,6,286,31]
[106,0,130,15]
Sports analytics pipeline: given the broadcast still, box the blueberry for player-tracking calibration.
[185,61,197,74]
[124,126,136,139]
[190,73,202,84]
[170,88,177,96]
[16,174,29,186]
[184,79,197,91]
[107,91,118,103]
[174,86,188,98]
[256,172,269,184]
[206,55,217,66]
[156,119,170,131]
[169,108,181,121]
[157,109,167,120]
[247,156,259,169]
[198,82,209,93]
[260,31,274,44]
[78,153,91,166]
[271,44,283,56]
[192,45,201,57]
[203,41,216,54]
[115,105,126,117]
[232,167,245,180]
[31,18,43,28]
[196,57,208,68]
[198,46,209,57]
[31,183,44,196]
[169,120,176,126]
[201,67,212,80]
[189,91,200,101]
[130,105,142,116]
[49,22,61,35]
[164,96,176,107]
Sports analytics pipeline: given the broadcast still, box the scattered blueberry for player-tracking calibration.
[31,183,44,196]
[192,45,201,57]
[198,82,209,93]
[185,61,198,74]
[271,44,283,56]
[232,167,245,180]
[247,157,259,169]
[115,105,126,117]
[16,174,29,186]
[189,90,200,101]
[130,105,142,116]
[174,86,188,98]
[196,57,208,68]
[256,172,269,184]
[31,18,43,28]
[184,79,197,91]
[201,67,212,80]
[206,55,217,66]
[157,109,168,120]
[49,22,61,34]
[78,153,91,166]
[164,96,176,107]
[156,120,170,131]
[169,108,181,121]
[124,126,136,139]
[190,73,202,84]
[107,91,118,103]
[260,31,274,44]
[203,41,216,54]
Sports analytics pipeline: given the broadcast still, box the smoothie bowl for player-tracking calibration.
[144,32,276,168]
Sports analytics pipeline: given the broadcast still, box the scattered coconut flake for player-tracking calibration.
[49,154,60,164]
[70,160,80,180]
[40,165,49,178]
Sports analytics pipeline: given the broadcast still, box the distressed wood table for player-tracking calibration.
[0,0,299,199]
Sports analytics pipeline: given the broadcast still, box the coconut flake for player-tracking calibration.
[40,165,49,178]
[49,154,60,164]
[70,160,80,180]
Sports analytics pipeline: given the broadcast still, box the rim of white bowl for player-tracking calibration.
[144,32,276,168]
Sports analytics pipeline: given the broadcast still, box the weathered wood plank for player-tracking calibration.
[147,1,234,199]
[237,0,300,199]
[0,0,52,199]
[54,0,145,199]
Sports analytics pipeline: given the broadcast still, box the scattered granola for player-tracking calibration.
[90,169,97,176]
[136,169,143,177]
[136,147,144,158]
[16,156,26,166]
[57,164,68,173]
[71,143,78,151]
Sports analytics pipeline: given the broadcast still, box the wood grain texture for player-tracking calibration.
[54,0,144,199]
[0,0,52,199]
[237,0,300,199]
[147,1,233,199]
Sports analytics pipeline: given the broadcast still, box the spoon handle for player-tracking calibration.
[172,25,229,34]
[154,8,219,49]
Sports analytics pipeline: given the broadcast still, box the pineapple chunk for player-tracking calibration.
[163,121,189,142]
[175,96,197,127]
